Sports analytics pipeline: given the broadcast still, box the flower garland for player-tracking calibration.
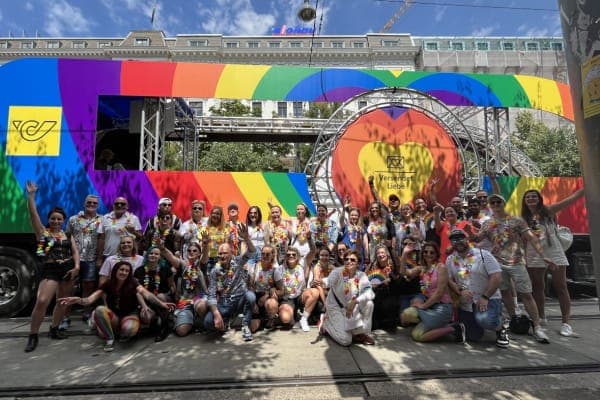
[75,212,101,234]
[294,220,310,242]
[142,265,161,294]
[451,249,475,280]
[367,219,386,242]
[270,222,289,246]
[420,265,436,295]
[182,261,200,293]
[312,219,330,244]
[283,265,303,297]
[346,224,361,245]
[342,267,360,297]
[36,230,60,257]
[151,228,171,247]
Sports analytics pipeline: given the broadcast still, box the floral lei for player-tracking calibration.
[346,224,360,244]
[142,265,161,294]
[271,222,289,245]
[75,212,101,234]
[452,249,475,280]
[420,264,436,295]
[151,228,171,247]
[182,260,200,292]
[294,220,310,241]
[313,219,330,243]
[342,267,360,297]
[367,218,385,241]
[36,230,62,257]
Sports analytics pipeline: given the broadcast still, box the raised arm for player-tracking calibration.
[547,187,585,215]
[26,181,44,239]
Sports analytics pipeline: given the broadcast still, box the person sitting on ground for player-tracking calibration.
[320,250,375,346]
[59,261,175,352]
[400,242,464,343]
[446,230,508,348]
[162,238,209,337]
[204,224,256,341]
[279,243,318,332]
[309,247,337,311]
[99,235,144,286]
[134,246,177,342]
[249,244,284,331]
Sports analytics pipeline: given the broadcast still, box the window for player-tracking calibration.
[134,38,150,47]
[425,42,438,51]
[551,42,563,51]
[331,41,344,48]
[72,41,87,49]
[476,42,489,51]
[189,40,208,47]
[0,41,9,49]
[98,41,113,48]
[293,102,303,117]
[47,41,60,49]
[526,42,539,51]
[312,42,323,48]
[502,42,514,51]
[353,42,365,48]
[20,41,34,49]
[277,101,287,117]
[268,42,281,48]
[382,40,398,47]
[251,101,262,117]
[247,41,259,48]
[225,42,239,48]
[358,100,368,109]
[290,42,302,48]
[189,101,203,116]
[451,42,464,51]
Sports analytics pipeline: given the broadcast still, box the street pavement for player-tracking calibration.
[0,299,598,399]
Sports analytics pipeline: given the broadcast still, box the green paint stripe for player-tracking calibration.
[254,66,315,99]
[364,70,431,87]
[263,172,303,214]
[0,148,32,233]
[465,74,532,108]
[496,176,521,200]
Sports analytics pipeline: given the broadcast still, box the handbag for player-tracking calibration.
[555,225,573,251]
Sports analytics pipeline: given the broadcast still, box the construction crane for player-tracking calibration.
[380,0,414,33]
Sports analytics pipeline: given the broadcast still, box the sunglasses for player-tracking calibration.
[489,200,503,205]
[192,207,203,211]
[217,252,229,256]
[160,203,172,207]
[86,201,98,205]
[187,249,199,253]
[162,216,172,220]
[450,237,466,243]
[344,257,358,263]
[286,253,297,257]
[114,202,127,206]
[477,196,488,199]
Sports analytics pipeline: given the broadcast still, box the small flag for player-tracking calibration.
[150,4,156,24]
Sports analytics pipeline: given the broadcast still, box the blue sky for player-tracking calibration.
[0,0,562,38]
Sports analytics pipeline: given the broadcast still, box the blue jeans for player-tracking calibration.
[458,298,502,341]
[204,290,256,331]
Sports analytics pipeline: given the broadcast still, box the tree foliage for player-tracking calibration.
[513,112,581,177]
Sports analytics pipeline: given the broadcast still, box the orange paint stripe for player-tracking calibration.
[172,63,226,97]
[557,82,574,122]
[192,172,250,215]
[121,61,177,96]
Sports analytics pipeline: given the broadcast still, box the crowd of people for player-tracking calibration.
[22,175,585,353]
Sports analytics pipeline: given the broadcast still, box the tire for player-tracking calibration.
[0,254,38,317]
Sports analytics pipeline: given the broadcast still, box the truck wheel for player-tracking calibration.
[0,255,37,317]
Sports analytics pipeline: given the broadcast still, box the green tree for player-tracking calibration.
[513,112,581,176]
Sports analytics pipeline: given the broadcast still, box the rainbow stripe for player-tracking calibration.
[0,58,578,232]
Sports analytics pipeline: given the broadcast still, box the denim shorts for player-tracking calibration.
[458,298,502,341]
[175,303,196,328]
[79,260,98,282]
[417,302,453,330]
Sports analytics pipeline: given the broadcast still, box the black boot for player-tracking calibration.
[154,315,169,342]
[48,325,67,339]
[24,334,39,352]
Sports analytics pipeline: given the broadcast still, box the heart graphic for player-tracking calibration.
[358,142,433,204]
[331,107,461,211]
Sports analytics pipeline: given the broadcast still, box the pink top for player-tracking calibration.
[420,263,452,304]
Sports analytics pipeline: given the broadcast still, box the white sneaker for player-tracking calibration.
[103,339,114,352]
[533,326,550,344]
[560,323,573,337]
[540,317,548,326]
[299,317,310,332]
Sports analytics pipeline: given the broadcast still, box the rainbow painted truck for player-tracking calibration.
[0,58,591,316]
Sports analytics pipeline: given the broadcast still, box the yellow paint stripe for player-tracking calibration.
[390,70,404,78]
[515,75,563,117]
[231,172,291,218]
[504,177,547,216]
[215,65,271,99]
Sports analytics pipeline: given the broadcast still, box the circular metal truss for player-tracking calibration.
[304,87,541,208]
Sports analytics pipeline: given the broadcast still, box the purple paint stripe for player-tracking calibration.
[315,87,367,102]
[427,90,475,106]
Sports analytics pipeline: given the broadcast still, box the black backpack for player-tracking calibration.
[509,315,533,334]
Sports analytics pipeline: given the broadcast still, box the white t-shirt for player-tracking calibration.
[99,255,145,278]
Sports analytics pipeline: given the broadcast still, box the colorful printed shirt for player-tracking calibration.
[66,212,102,262]
[480,215,530,266]
[207,252,252,307]
[282,263,306,299]
[253,262,283,293]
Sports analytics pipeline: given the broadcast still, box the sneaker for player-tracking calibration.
[241,325,253,341]
[84,315,96,335]
[560,323,573,337]
[540,317,548,326]
[58,317,71,331]
[264,317,276,331]
[353,333,375,345]
[454,322,466,344]
[533,326,550,344]
[103,339,114,352]
[496,327,510,348]
[299,316,310,332]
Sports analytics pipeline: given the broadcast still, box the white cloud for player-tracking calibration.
[25,2,34,11]
[517,24,549,37]
[471,25,498,37]
[198,0,278,35]
[434,6,447,23]
[45,0,93,36]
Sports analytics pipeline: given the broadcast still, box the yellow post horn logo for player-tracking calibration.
[6,106,62,156]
